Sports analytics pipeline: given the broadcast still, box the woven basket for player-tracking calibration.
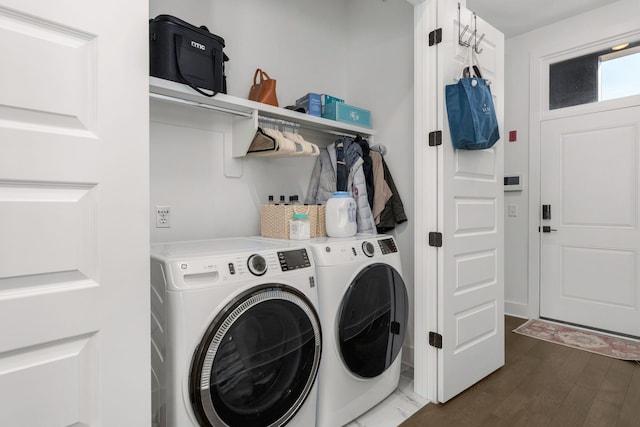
[260,204,326,239]
[315,205,326,237]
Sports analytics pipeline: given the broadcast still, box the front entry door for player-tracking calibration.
[540,106,640,337]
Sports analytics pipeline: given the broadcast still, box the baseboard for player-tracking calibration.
[505,301,529,319]
[402,343,414,368]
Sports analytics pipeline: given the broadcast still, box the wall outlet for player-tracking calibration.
[156,206,171,228]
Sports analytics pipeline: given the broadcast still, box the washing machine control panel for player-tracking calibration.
[172,249,294,288]
[277,248,311,271]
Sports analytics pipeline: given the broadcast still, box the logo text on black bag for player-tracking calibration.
[190,41,205,50]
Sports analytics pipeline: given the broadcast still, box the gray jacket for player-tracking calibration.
[306,139,376,234]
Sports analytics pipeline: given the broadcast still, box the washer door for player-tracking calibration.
[338,263,408,378]
[190,285,321,427]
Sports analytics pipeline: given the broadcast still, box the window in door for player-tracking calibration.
[549,41,640,110]
[599,44,640,101]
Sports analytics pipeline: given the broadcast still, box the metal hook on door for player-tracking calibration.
[467,29,476,46]
[459,4,485,54]
[475,33,485,54]
[458,3,471,48]
[473,13,484,54]
[459,23,470,43]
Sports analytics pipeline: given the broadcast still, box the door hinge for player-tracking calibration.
[428,28,442,46]
[428,232,442,247]
[428,130,442,146]
[429,332,443,349]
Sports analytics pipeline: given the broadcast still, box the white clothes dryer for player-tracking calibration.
[150,238,321,427]
[310,235,408,427]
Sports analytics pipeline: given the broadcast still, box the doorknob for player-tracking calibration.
[541,226,557,233]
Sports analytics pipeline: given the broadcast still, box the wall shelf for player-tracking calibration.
[149,77,375,157]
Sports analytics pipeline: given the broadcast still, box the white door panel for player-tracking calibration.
[436,0,504,402]
[540,106,640,337]
[0,0,149,425]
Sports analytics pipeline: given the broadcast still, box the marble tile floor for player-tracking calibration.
[346,365,429,427]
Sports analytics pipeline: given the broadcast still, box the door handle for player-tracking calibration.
[541,226,557,233]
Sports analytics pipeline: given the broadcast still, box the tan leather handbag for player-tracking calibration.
[248,69,279,106]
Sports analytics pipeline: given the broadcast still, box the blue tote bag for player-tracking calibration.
[445,49,499,150]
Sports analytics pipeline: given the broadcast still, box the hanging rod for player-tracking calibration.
[149,93,254,118]
[257,114,369,139]
[258,115,301,128]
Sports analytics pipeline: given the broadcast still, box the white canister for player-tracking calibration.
[290,213,311,240]
[325,191,357,237]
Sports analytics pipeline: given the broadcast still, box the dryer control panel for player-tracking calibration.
[310,236,399,266]
[378,237,398,254]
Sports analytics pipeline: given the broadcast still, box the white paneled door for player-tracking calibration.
[0,1,150,425]
[540,106,640,337]
[436,1,504,403]
[412,0,505,403]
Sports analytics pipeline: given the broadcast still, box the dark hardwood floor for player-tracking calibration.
[400,316,640,427]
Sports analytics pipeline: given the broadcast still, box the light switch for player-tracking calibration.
[508,204,518,217]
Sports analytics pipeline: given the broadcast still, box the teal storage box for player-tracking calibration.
[322,101,371,128]
[295,93,322,117]
[321,94,344,105]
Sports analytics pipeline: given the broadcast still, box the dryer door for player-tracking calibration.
[338,263,408,378]
[190,285,321,427]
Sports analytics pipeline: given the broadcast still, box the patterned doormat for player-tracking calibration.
[513,319,640,361]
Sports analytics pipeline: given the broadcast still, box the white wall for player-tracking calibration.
[149,0,415,362]
[210,0,351,105]
[503,0,640,318]
[149,0,350,244]
[150,0,349,105]
[344,0,415,365]
[503,37,531,317]
[149,0,213,31]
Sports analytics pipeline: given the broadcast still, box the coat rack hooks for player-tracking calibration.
[458,3,484,54]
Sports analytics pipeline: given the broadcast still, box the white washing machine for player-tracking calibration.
[150,238,321,427]
[310,235,408,427]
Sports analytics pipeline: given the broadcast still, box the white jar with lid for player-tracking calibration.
[325,191,357,237]
[290,213,311,240]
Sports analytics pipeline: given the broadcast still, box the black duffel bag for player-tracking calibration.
[150,15,229,97]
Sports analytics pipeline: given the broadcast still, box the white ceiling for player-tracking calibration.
[466,0,621,38]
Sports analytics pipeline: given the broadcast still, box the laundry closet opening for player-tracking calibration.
[148,0,416,390]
